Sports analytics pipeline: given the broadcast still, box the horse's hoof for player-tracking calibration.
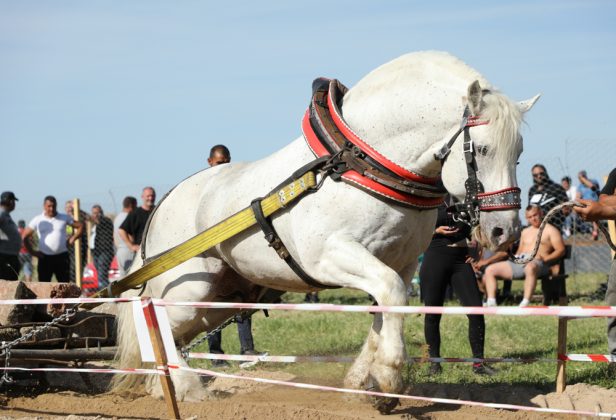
[374,396,399,414]
[365,376,400,413]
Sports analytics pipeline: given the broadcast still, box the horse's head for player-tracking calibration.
[440,80,540,251]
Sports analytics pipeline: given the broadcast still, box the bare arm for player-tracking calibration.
[68,221,83,245]
[474,251,508,271]
[119,228,139,252]
[573,196,616,222]
[541,228,566,266]
[21,227,42,258]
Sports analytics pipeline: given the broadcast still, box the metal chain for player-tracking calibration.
[179,310,255,360]
[0,308,78,387]
[511,201,616,265]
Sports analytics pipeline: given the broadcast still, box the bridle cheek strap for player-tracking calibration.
[477,187,521,211]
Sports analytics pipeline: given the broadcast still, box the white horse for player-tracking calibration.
[113,51,539,411]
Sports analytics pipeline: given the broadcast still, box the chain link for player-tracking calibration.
[0,307,78,387]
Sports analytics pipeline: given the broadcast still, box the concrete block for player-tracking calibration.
[0,281,79,325]
[0,281,37,325]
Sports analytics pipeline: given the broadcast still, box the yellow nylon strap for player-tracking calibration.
[79,172,316,310]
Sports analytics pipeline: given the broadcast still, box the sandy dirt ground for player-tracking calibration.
[1,367,615,419]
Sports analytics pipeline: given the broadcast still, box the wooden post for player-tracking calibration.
[72,198,83,288]
[556,317,568,393]
[141,298,181,419]
[605,175,615,259]
[86,220,93,265]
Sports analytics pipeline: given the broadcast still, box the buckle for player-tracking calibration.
[463,139,474,154]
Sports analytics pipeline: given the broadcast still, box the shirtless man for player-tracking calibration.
[482,205,565,307]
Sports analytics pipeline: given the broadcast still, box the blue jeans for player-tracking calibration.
[93,251,114,289]
[208,316,255,354]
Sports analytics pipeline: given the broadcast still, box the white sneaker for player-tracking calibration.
[519,299,530,307]
[486,298,497,307]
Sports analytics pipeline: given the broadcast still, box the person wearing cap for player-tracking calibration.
[0,191,21,280]
[22,195,83,282]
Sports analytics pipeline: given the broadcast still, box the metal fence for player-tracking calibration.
[16,138,615,294]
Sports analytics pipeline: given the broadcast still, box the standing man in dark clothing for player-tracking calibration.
[0,191,21,280]
[528,164,568,230]
[90,205,115,290]
[119,186,156,255]
[573,167,616,356]
[205,145,264,367]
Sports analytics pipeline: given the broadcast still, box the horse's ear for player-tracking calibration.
[517,94,541,113]
[467,80,484,115]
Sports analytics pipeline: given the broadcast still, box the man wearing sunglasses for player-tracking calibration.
[528,164,568,230]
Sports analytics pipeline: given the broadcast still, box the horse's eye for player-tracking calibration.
[477,145,489,156]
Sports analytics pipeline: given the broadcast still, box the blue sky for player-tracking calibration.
[1,1,615,223]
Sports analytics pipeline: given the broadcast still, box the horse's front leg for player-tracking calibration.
[316,237,407,412]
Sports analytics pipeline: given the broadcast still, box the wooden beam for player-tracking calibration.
[141,298,180,419]
[556,317,568,393]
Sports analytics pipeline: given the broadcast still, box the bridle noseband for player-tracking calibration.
[435,106,521,227]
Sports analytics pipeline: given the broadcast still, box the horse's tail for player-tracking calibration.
[110,254,153,394]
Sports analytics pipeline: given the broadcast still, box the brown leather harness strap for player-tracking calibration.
[250,155,341,290]
[304,78,447,208]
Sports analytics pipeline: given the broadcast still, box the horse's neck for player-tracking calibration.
[340,84,464,178]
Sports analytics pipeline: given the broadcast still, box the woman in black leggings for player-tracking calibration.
[419,201,495,375]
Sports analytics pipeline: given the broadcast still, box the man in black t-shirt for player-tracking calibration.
[574,168,616,356]
[119,186,156,254]
[527,164,568,229]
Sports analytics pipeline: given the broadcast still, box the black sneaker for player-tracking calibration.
[428,362,442,375]
[241,350,266,356]
[473,363,497,376]
[211,359,230,368]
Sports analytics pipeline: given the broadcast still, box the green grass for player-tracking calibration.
[188,274,614,390]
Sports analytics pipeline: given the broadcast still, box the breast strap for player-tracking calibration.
[303,78,447,208]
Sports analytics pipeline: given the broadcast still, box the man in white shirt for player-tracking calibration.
[22,195,83,282]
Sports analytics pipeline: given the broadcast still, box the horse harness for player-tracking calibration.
[250,78,521,290]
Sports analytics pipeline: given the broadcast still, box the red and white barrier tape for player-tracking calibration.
[3,360,613,417]
[559,354,616,363]
[173,364,616,418]
[189,352,615,364]
[2,298,615,318]
[156,300,616,317]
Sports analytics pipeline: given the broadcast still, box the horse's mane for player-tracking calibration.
[348,51,524,172]
[481,91,523,171]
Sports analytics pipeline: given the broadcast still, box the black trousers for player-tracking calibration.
[419,246,485,358]
[0,253,20,280]
[38,252,70,282]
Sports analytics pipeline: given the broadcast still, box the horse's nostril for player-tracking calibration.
[492,227,504,238]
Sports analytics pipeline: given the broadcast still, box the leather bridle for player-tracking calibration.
[434,106,521,226]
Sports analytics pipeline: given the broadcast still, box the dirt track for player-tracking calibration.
[1,368,615,419]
